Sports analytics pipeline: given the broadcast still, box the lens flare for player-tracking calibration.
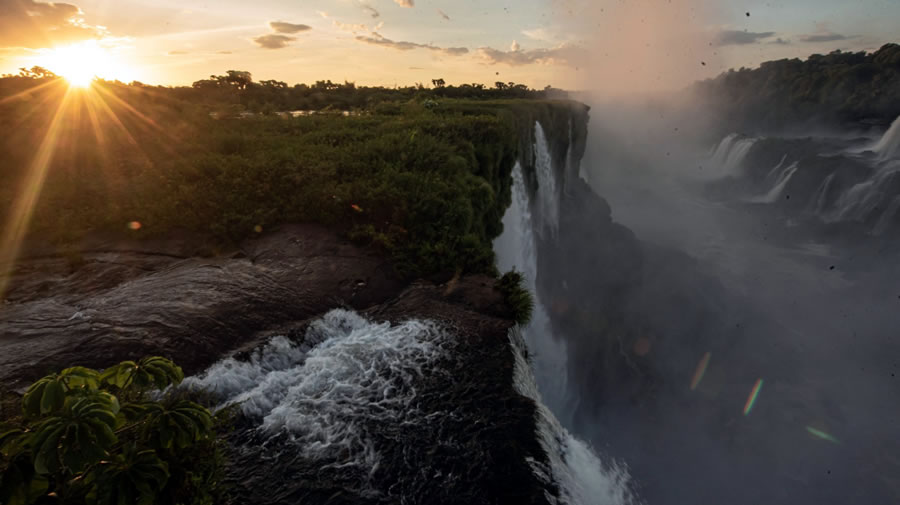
[806,426,840,444]
[690,352,712,390]
[743,378,764,415]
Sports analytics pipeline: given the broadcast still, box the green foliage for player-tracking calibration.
[498,270,534,325]
[697,43,900,131]
[0,358,224,505]
[0,77,579,280]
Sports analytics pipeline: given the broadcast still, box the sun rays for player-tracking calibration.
[36,41,138,89]
[0,78,174,299]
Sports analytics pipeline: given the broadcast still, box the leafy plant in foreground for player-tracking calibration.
[0,357,224,505]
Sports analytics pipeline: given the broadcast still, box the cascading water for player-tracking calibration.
[873,115,900,160]
[493,125,637,505]
[873,195,900,235]
[807,172,836,215]
[509,329,636,505]
[535,122,560,236]
[753,162,798,203]
[710,133,757,176]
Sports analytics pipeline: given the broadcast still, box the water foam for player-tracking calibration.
[185,309,450,473]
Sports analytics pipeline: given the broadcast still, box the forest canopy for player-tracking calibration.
[694,43,900,133]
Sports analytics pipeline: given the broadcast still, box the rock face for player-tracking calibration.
[0,224,404,388]
[0,224,561,505]
[219,279,555,505]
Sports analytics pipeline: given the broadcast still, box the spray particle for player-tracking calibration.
[743,378,764,415]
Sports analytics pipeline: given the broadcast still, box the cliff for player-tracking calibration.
[0,101,598,504]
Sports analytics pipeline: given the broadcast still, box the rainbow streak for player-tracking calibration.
[690,352,712,390]
[743,378,764,415]
[806,426,840,444]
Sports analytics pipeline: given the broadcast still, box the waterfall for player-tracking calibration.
[761,154,788,187]
[873,115,900,161]
[535,121,560,236]
[873,195,900,235]
[807,172,836,215]
[494,162,572,418]
[510,329,637,505]
[830,169,900,222]
[710,133,757,176]
[752,162,798,203]
[494,155,636,503]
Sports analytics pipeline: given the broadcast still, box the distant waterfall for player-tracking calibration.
[753,162,798,203]
[874,115,900,161]
[873,195,900,235]
[830,169,900,223]
[807,172,836,215]
[710,133,757,175]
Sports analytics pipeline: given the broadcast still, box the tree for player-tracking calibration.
[0,357,223,505]
[17,67,57,79]
[431,78,446,88]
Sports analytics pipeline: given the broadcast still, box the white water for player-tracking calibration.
[753,162,798,203]
[710,133,757,176]
[807,172,836,214]
[494,134,635,504]
[535,121,560,236]
[510,330,636,505]
[185,309,451,475]
[873,115,900,160]
[830,169,900,223]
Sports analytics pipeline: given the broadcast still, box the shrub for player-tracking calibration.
[0,357,226,505]
[498,270,534,325]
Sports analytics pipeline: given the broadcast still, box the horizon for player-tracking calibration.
[2,0,899,94]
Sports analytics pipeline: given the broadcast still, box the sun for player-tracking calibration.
[39,41,135,88]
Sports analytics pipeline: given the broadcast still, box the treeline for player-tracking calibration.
[694,43,900,132]
[183,72,566,112]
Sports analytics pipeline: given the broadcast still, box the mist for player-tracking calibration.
[522,4,900,503]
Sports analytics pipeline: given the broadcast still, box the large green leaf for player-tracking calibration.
[29,392,120,475]
[99,357,184,392]
[87,446,169,505]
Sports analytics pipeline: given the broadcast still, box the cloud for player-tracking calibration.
[0,0,107,48]
[771,38,791,45]
[253,34,296,49]
[269,21,311,34]
[393,0,414,7]
[217,50,233,54]
[437,9,450,21]
[477,42,587,67]
[355,32,468,56]
[362,5,380,18]
[522,27,554,42]
[714,30,776,46]
[800,32,854,43]
[167,50,188,55]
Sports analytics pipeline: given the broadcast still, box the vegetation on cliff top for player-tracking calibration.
[0,357,227,505]
[0,73,581,285]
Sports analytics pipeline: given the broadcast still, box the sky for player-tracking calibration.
[0,0,898,93]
